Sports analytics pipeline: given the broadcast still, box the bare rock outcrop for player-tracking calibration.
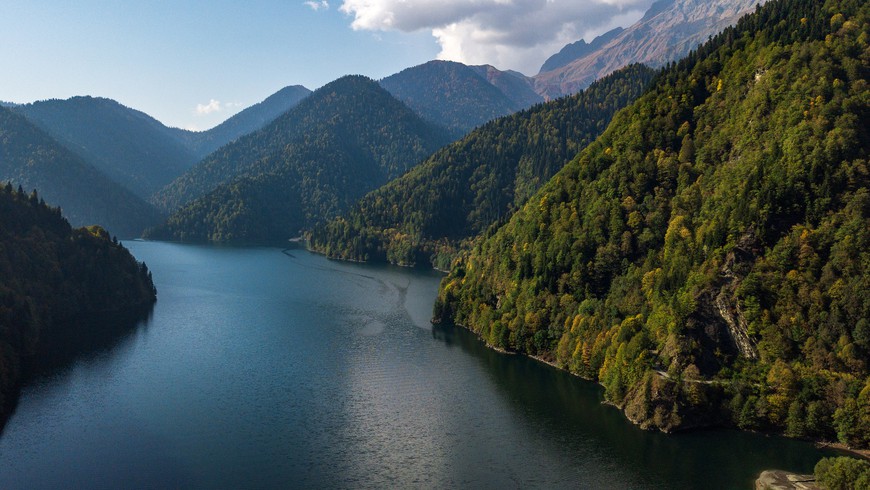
[756,470,820,490]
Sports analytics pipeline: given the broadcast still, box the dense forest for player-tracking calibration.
[0,106,163,237]
[309,64,655,269]
[435,0,870,448]
[0,184,156,423]
[15,96,200,199]
[146,76,451,242]
[380,60,535,136]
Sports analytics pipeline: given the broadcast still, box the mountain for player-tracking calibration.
[380,60,542,136]
[146,75,451,242]
[0,106,163,237]
[175,85,311,159]
[467,65,544,110]
[15,97,199,199]
[534,0,768,99]
[0,184,155,427]
[309,64,655,269]
[539,27,624,74]
[436,0,869,448]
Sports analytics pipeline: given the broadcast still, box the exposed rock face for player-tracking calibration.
[539,27,624,73]
[684,229,760,375]
[756,470,820,490]
[715,231,760,360]
[534,0,768,99]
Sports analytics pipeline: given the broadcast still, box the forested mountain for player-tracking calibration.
[467,65,544,110]
[0,106,163,237]
[309,64,655,269]
[0,184,156,425]
[146,75,451,242]
[380,60,541,136]
[15,97,199,199]
[436,0,870,448]
[534,0,767,99]
[174,85,311,158]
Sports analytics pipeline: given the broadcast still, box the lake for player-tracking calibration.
[0,242,837,488]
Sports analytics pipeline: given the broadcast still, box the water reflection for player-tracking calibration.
[1,303,155,435]
[0,244,841,489]
[430,321,842,489]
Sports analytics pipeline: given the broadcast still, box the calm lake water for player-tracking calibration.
[0,242,838,488]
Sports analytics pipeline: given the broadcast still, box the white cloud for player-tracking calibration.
[195,99,243,116]
[305,0,330,11]
[339,0,654,74]
[196,99,222,115]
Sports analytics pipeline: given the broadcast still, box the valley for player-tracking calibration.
[1,0,867,487]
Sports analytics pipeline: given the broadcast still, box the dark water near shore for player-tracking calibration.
[0,242,837,488]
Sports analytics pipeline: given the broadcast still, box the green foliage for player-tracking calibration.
[0,184,156,417]
[814,457,870,490]
[148,76,451,242]
[0,106,164,237]
[436,0,870,443]
[309,64,656,267]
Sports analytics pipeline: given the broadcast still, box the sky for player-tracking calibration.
[0,0,652,130]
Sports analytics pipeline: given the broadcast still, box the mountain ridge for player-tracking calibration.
[0,105,163,237]
[147,75,451,242]
[173,84,311,159]
[534,0,769,99]
[380,60,542,136]
[14,96,199,199]
[309,64,656,269]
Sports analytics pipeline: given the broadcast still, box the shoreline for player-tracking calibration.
[814,442,870,462]
[445,320,870,456]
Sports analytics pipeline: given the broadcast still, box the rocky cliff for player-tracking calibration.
[534,0,768,99]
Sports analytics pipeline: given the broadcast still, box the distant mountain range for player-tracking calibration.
[309,64,655,269]
[15,97,200,199]
[534,0,768,98]
[174,85,312,159]
[0,0,773,243]
[0,105,162,237]
[380,60,542,136]
[146,76,451,242]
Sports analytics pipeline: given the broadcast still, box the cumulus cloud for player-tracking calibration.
[339,0,655,74]
[195,99,242,115]
[305,0,330,11]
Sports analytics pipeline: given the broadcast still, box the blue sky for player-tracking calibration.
[0,1,651,130]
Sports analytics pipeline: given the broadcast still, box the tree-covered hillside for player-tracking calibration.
[174,85,311,159]
[0,106,163,237]
[147,76,451,242]
[436,0,869,447]
[0,184,156,424]
[380,60,537,136]
[15,97,199,199]
[309,64,655,269]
